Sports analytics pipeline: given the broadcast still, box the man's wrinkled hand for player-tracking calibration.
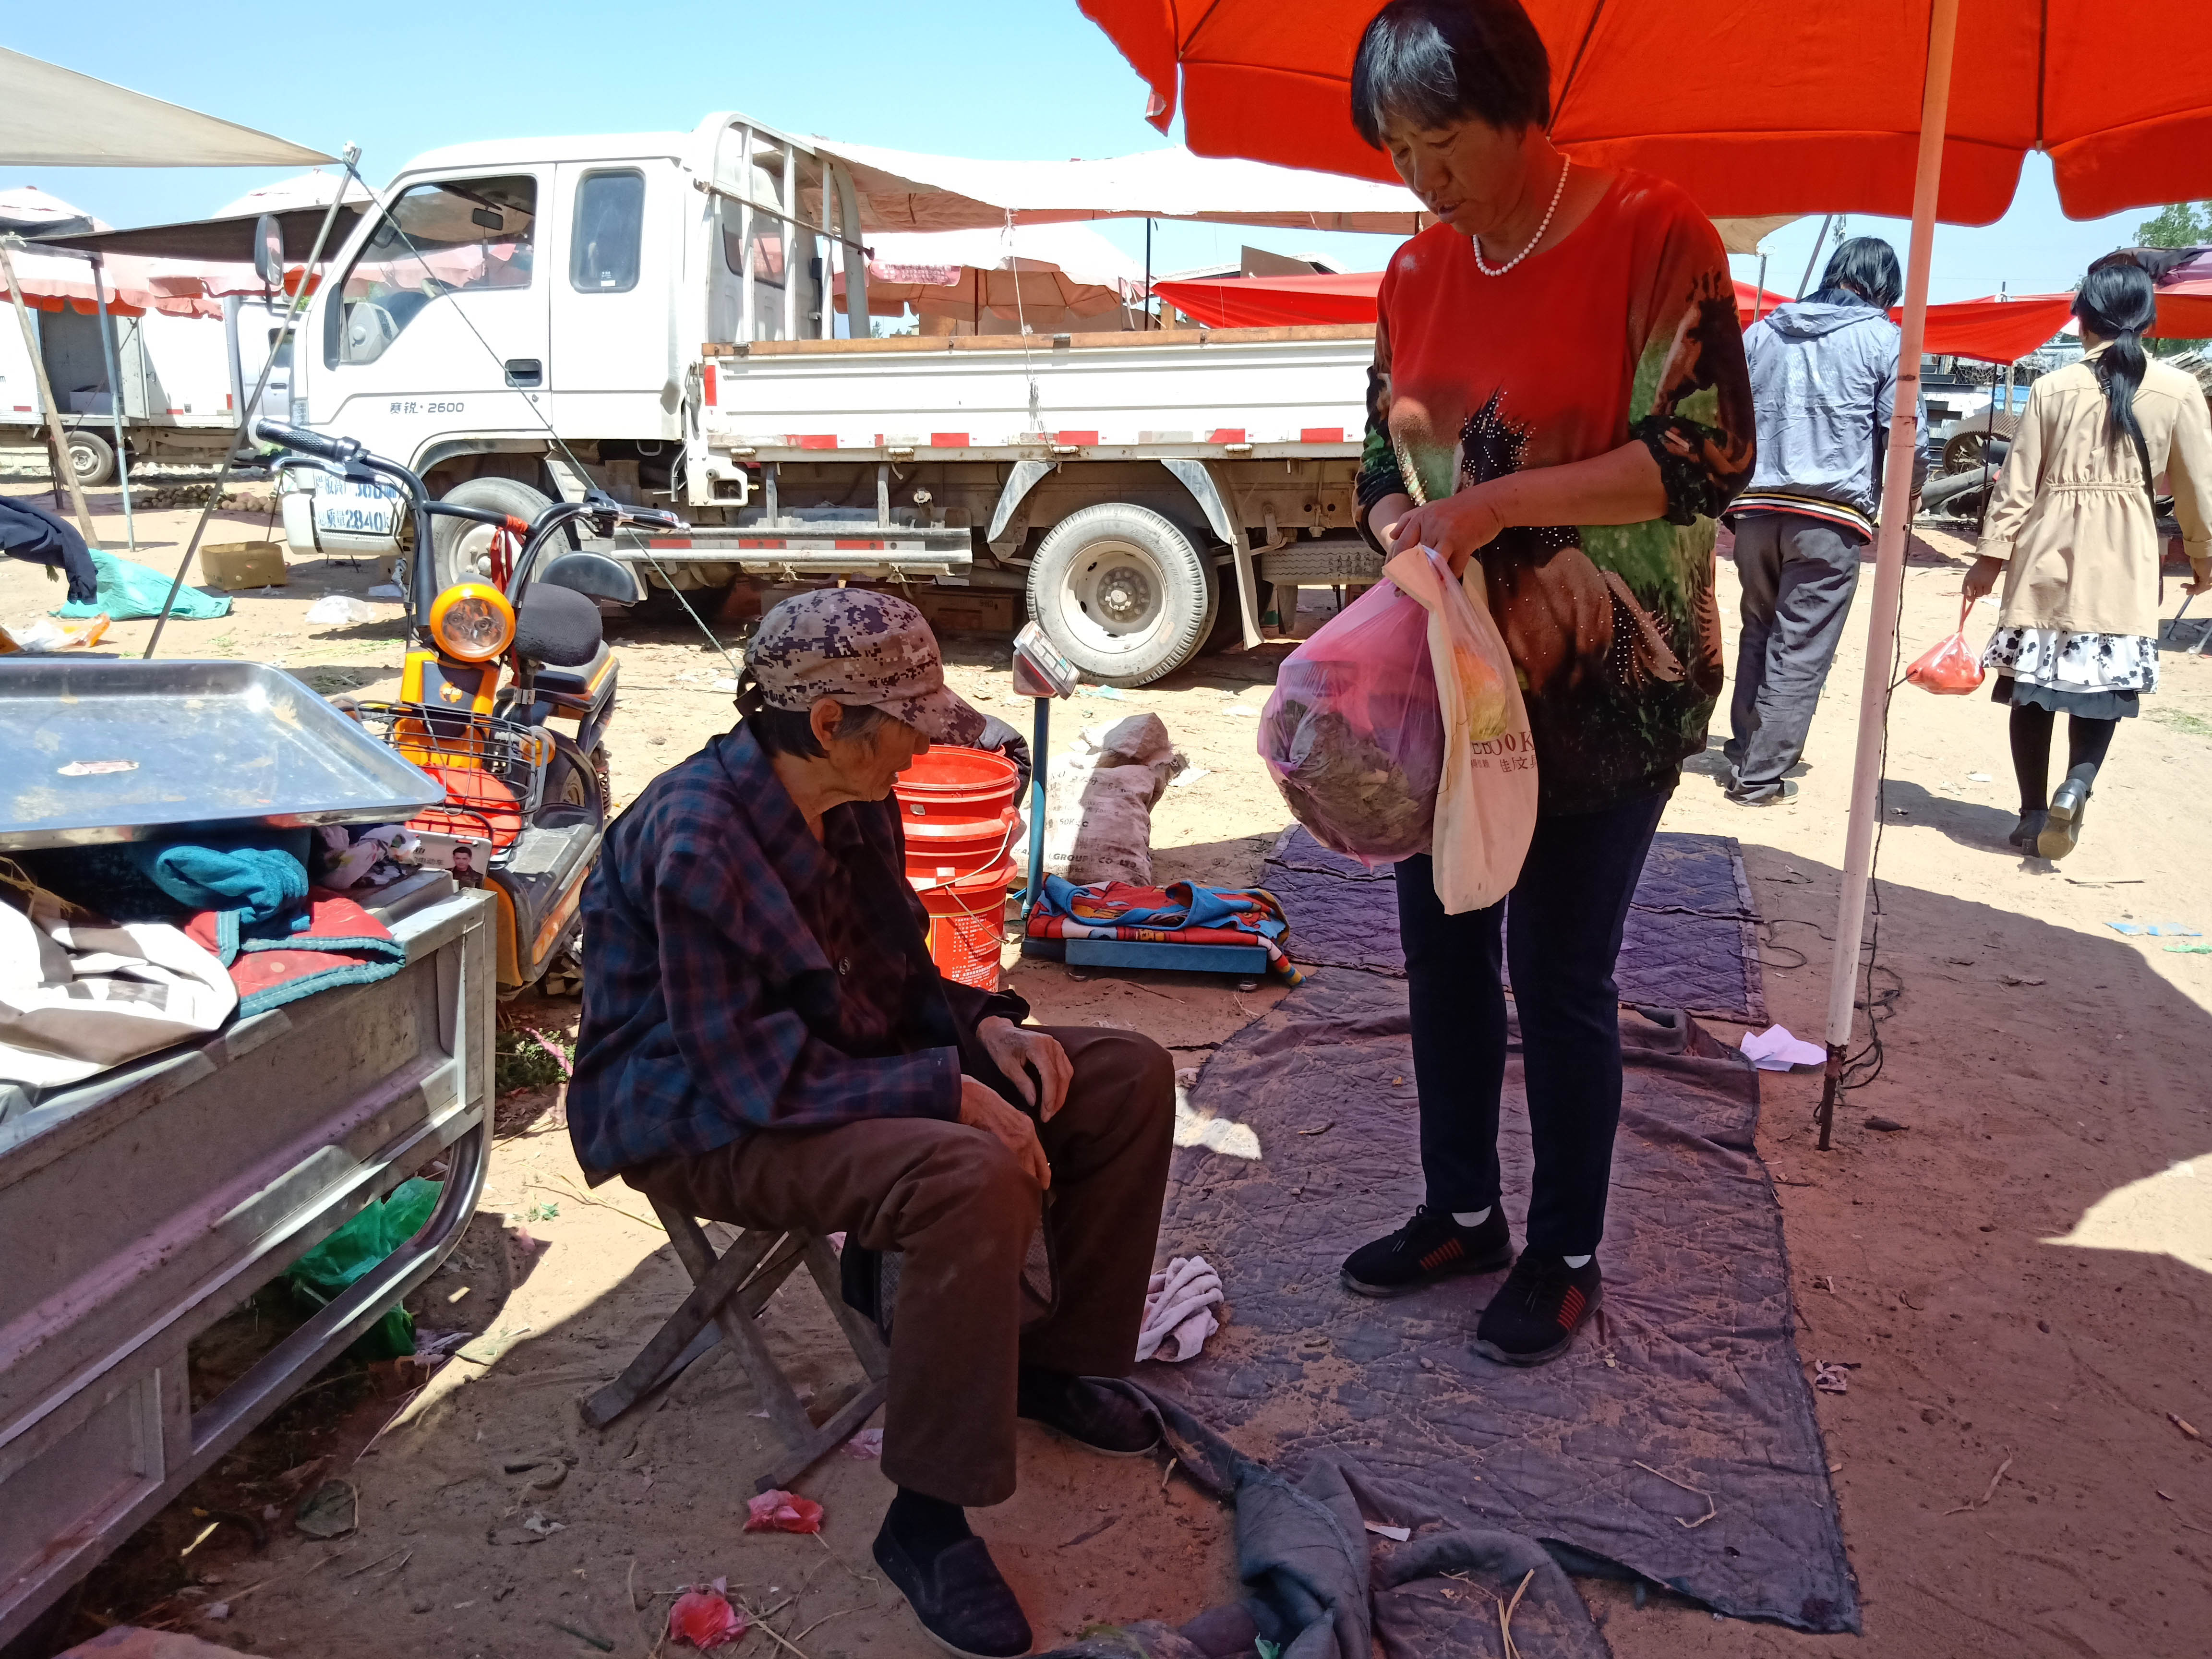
[959,1074,1050,1189]
[976,1016,1072,1121]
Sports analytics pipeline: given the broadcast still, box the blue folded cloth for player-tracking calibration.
[126,838,310,927]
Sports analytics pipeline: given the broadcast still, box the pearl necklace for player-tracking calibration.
[1473,158,1571,277]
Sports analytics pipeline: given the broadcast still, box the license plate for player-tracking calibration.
[314,476,401,537]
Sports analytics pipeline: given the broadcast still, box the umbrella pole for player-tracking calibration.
[1818,0,1960,1149]
[91,255,136,553]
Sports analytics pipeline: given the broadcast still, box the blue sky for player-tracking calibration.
[1,3,2175,301]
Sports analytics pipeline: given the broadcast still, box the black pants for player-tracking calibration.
[1727,514,1866,797]
[1395,791,1668,1258]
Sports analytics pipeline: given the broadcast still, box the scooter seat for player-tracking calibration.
[534,639,610,698]
[516,583,602,668]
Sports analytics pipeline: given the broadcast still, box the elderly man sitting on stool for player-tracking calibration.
[567,589,1175,1659]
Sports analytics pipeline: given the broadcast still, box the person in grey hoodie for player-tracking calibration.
[1724,238,1926,803]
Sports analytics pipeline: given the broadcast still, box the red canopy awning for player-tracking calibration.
[1156,271,1798,331]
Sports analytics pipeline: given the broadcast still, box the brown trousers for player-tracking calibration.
[627,1026,1175,1507]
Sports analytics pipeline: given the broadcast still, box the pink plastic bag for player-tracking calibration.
[1906,600,1986,695]
[745,1489,823,1533]
[1260,579,1443,865]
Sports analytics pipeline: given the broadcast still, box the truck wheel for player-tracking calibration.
[431,476,554,592]
[1026,504,1217,686]
[67,429,116,488]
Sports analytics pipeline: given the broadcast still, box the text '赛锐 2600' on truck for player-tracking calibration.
[276,113,1418,683]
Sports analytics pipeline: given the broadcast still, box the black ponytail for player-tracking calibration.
[2072,252,2158,451]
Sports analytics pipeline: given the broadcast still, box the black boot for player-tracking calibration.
[2037,769,2094,860]
[2008,808,2048,849]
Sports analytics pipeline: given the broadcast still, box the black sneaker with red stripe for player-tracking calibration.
[1340,1204,1513,1298]
[1472,1253,1602,1366]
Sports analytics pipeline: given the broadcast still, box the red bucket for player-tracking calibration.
[917,856,1014,989]
[893,746,1022,882]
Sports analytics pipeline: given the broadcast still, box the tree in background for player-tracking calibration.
[2134,202,2211,357]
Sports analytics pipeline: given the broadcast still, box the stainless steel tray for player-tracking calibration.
[0,659,443,850]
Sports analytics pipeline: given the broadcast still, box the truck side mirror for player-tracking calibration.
[253,214,285,289]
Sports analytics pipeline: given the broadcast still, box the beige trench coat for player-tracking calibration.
[1977,347,2212,638]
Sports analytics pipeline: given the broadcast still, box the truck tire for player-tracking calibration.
[431,476,554,592]
[67,429,116,488]
[1026,503,1217,686]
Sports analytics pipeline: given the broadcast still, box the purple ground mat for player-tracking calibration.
[1149,969,1856,1640]
[1258,828,1768,1027]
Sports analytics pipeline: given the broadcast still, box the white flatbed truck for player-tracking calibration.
[278,113,1386,683]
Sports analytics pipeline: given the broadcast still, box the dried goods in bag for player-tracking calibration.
[1259,579,1443,865]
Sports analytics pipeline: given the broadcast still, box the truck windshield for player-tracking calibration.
[333,174,538,365]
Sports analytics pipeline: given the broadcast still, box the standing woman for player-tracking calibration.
[1965,253,2212,859]
[1339,0,1754,1364]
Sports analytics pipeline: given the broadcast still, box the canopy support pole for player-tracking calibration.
[90,255,135,553]
[0,239,101,550]
[1818,0,1960,1148]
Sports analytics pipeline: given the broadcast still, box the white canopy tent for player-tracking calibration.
[0,46,340,617]
[0,46,331,168]
[808,132,1792,253]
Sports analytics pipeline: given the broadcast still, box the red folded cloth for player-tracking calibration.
[185,890,406,1016]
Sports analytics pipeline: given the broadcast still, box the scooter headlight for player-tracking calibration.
[429,582,515,662]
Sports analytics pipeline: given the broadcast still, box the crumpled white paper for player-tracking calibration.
[1137,1254,1224,1363]
[1738,1023,1826,1071]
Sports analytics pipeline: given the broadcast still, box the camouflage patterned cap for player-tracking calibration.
[745,589,986,746]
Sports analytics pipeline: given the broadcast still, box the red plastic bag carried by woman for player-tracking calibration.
[1905,599,1986,695]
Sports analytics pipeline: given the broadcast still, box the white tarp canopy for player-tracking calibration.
[808,133,1795,252]
[842,224,1144,320]
[0,46,331,168]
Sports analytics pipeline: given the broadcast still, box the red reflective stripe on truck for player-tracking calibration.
[1054,430,1099,445]
[705,364,718,406]
[795,434,838,450]
[929,432,969,447]
[648,538,694,549]
[1300,427,1345,443]
[832,539,890,550]
[1209,428,1247,444]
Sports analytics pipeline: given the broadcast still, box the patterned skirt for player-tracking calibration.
[1982,625,2154,718]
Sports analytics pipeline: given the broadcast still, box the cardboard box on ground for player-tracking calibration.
[1043,713,1183,886]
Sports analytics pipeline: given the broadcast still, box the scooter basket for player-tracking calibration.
[342,701,547,850]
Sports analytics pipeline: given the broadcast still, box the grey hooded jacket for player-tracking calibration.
[1735,300,1927,536]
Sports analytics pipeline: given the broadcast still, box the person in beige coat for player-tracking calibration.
[1964,253,2212,859]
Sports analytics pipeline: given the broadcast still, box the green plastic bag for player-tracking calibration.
[56,550,231,622]
[286,1177,441,1360]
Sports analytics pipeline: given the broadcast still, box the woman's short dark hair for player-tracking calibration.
[1810,237,1904,311]
[1351,0,1551,147]
[2073,252,2158,452]
[746,700,889,760]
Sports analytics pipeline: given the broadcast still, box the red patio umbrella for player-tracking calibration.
[1080,0,2212,1135]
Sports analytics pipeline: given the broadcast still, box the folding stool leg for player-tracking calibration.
[579,1206,784,1429]
[800,1235,890,1381]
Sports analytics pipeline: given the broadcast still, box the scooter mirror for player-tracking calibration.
[252,214,285,288]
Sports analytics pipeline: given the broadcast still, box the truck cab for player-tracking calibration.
[286,113,1380,685]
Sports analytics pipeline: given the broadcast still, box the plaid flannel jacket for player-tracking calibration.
[567,725,1026,1180]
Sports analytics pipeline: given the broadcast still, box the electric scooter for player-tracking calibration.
[252,418,685,995]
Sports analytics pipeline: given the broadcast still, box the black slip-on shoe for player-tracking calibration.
[1341,1204,1513,1298]
[2008,809,2049,849]
[1015,1371,1161,1456]
[871,1525,1033,1659]
[2037,779,2090,860]
[1471,1254,1603,1367]
[1726,779,1799,805]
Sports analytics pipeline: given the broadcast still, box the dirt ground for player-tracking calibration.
[7,464,2211,1659]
